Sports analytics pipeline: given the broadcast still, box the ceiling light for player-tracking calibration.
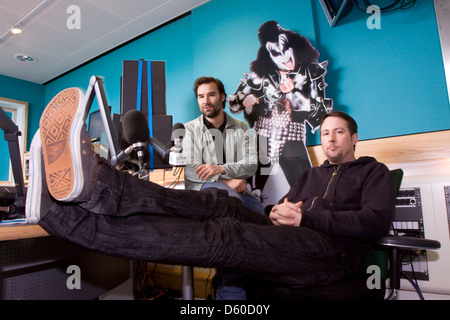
[14,54,37,63]
[0,0,54,43]
[10,26,23,35]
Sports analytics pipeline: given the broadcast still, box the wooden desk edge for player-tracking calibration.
[0,224,50,241]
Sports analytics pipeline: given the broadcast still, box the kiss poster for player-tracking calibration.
[229,20,333,208]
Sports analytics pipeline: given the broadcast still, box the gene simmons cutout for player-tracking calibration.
[229,20,333,207]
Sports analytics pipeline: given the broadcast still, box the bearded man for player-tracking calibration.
[183,76,263,214]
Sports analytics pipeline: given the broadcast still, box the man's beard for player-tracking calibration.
[202,104,222,118]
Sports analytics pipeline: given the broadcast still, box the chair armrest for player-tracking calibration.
[376,236,441,250]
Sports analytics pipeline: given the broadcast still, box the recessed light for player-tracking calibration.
[14,54,37,63]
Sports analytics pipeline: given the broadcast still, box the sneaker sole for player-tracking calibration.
[40,88,85,201]
[25,130,42,223]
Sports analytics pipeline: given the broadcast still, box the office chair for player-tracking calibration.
[247,169,441,300]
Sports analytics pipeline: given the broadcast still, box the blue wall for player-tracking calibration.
[0,74,44,150]
[1,0,449,154]
[0,74,44,181]
[43,0,450,147]
[309,0,449,144]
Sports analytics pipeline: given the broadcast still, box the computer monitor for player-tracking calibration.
[88,110,104,141]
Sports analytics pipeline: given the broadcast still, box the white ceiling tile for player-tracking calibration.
[0,7,22,32]
[0,0,44,15]
[132,1,189,30]
[180,0,211,8]
[64,42,109,65]
[9,22,88,58]
[89,0,169,21]
[95,22,143,48]
[29,57,88,83]
[0,0,210,83]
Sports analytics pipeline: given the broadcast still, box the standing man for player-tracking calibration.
[183,77,263,215]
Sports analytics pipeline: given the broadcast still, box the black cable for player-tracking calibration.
[390,222,398,236]
[409,251,424,296]
[402,271,425,300]
[400,250,425,300]
[205,268,214,300]
[352,0,416,14]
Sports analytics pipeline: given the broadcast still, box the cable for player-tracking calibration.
[402,271,425,300]
[390,222,398,236]
[135,260,148,300]
[352,0,416,14]
[167,167,184,189]
[400,250,425,300]
[204,268,214,300]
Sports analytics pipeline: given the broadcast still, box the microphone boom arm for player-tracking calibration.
[84,76,172,168]
[148,136,170,162]
[84,76,122,166]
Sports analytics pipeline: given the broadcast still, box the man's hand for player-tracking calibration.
[195,164,226,181]
[220,179,248,194]
[270,198,303,226]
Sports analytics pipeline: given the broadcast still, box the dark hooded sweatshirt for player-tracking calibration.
[280,156,396,273]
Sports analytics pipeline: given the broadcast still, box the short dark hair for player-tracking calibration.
[320,111,358,136]
[193,76,226,109]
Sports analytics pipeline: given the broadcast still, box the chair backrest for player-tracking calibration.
[390,168,404,197]
[358,169,404,279]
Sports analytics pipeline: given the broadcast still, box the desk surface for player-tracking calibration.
[0,224,49,241]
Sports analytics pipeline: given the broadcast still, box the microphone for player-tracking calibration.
[122,110,173,167]
[122,110,150,167]
[169,123,186,167]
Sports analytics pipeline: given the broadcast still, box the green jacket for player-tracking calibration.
[183,112,258,190]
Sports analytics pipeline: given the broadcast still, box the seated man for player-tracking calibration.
[27,87,395,299]
[184,76,264,299]
[183,76,263,215]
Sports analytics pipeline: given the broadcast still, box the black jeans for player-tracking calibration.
[39,163,351,289]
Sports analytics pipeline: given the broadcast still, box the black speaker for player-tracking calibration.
[120,60,172,169]
[121,60,166,115]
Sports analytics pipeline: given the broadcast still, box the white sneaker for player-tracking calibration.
[25,129,43,223]
[40,87,88,202]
